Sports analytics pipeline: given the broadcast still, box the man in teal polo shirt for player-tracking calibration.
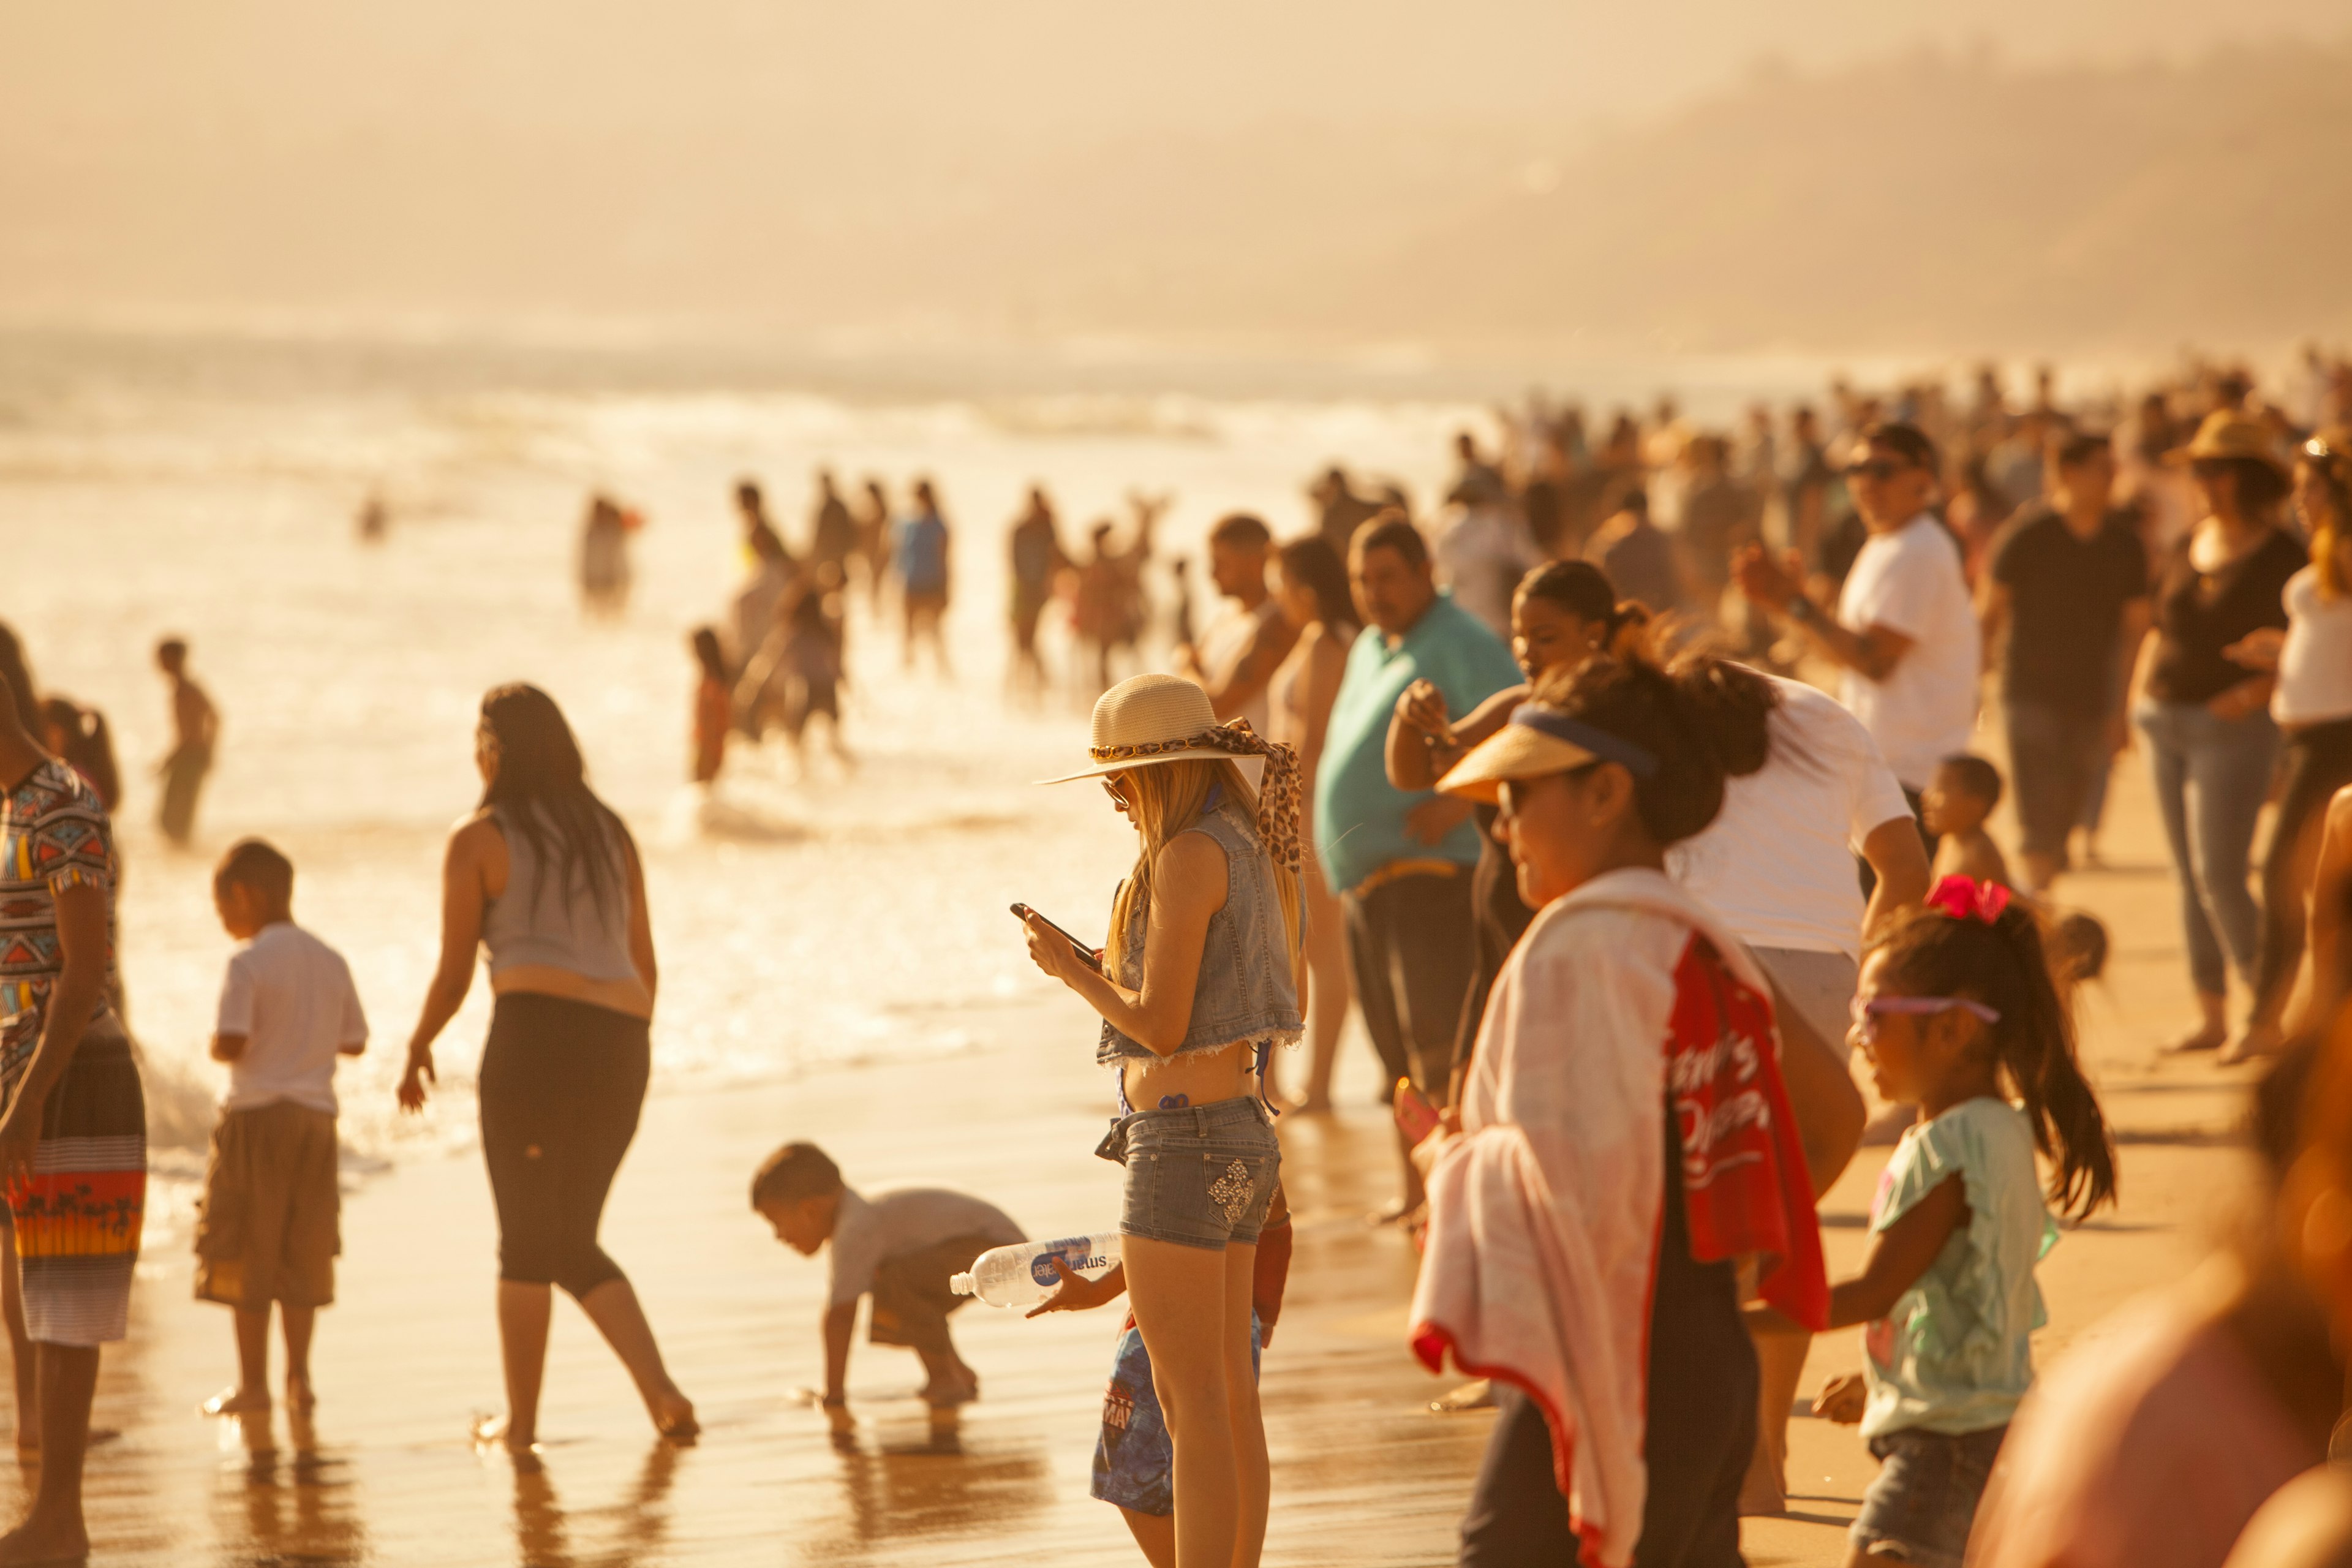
[1317,513,1522,1215]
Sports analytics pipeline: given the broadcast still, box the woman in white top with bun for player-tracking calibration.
[2222,429,2352,1060]
[1667,671,1931,1515]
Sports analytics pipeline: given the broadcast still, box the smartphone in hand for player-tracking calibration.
[1393,1077,1441,1146]
[1011,903,1103,974]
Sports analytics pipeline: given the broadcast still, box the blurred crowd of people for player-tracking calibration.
[969,345,2352,1567]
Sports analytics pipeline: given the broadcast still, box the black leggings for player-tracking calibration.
[2253,718,2352,1016]
[479,992,650,1301]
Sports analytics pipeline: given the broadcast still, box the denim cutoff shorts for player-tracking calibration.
[1095,1098,1280,1251]
[1851,1424,2008,1568]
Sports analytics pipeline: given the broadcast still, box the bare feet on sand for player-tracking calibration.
[649,1390,699,1444]
[919,1373,979,1410]
[470,1414,537,1457]
[2163,1020,2228,1054]
[285,1374,317,1414]
[0,1513,89,1565]
[202,1386,270,1417]
[1428,1379,1494,1414]
[2220,1020,2284,1065]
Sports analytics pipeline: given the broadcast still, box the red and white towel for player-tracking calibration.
[1410,868,1828,1568]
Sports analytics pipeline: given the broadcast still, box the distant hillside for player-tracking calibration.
[1295,40,2352,355]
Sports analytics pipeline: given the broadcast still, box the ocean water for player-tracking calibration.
[1,334,1518,1182]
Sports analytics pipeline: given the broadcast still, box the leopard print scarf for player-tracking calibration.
[1088,718,1302,875]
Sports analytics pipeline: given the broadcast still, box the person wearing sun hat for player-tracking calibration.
[1019,672,1305,1568]
[1403,648,1826,1568]
[2133,409,2307,1054]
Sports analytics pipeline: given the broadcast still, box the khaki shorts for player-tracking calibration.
[867,1233,1002,1357]
[194,1102,340,1311]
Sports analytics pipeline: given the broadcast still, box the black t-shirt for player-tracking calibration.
[1593,520,1683,614]
[1989,507,2150,715]
[2146,528,2307,706]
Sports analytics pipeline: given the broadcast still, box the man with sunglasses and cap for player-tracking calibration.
[1738,421,1979,870]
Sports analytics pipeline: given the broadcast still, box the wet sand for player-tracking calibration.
[2,705,2280,1567]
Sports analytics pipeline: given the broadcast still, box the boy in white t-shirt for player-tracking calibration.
[196,839,367,1417]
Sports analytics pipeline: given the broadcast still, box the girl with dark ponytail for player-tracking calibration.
[1768,876,2114,1568]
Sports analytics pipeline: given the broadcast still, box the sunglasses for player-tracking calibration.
[1844,459,1916,483]
[1849,994,2002,1044]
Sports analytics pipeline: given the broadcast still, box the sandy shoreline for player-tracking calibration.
[0,703,2285,1568]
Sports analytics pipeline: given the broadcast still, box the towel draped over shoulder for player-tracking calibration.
[1408,868,1828,1568]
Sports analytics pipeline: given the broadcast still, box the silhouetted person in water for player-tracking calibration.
[894,478,952,677]
[809,470,858,576]
[155,637,219,847]
[1007,485,1071,701]
[856,479,893,611]
[579,494,635,617]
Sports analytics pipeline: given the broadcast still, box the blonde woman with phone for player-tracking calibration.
[1022,674,1304,1568]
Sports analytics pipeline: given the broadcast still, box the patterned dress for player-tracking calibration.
[0,758,143,1345]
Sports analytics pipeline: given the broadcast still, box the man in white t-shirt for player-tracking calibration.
[1737,421,1980,867]
[198,839,368,1419]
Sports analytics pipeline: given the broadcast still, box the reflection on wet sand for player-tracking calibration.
[816,1408,1052,1560]
[506,1442,680,1568]
[209,1408,368,1566]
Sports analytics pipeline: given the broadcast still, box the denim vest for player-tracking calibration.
[1096,799,1304,1065]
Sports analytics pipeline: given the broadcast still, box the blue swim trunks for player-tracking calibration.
[1091,1312,1262,1516]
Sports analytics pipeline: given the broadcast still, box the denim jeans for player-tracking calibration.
[2006,699,2112,862]
[2136,699,2280,998]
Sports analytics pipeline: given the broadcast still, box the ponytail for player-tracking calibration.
[1602,600,1653,662]
[1672,655,1776,779]
[1871,897,2118,1219]
[1526,645,1779,846]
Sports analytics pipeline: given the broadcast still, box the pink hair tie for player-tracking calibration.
[1924,875,2011,925]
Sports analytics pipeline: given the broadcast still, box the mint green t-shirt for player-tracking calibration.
[1860,1096,2058,1438]
[1313,592,1523,896]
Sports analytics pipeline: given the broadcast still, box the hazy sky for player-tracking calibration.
[6,0,2348,339]
[12,0,2348,147]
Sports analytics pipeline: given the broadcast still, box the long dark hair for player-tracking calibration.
[0,624,36,731]
[39,698,120,812]
[1276,537,1359,637]
[478,684,630,918]
[1869,902,2117,1219]
[1527,649,1780,846]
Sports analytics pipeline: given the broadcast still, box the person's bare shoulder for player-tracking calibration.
[2225,1467,2352,1568]
[1155,825,1231,899]
[2327,783,2352,837]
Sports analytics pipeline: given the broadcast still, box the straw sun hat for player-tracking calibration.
[1039,673,1304,872]
[2168,410,2288,473]
[1038,673,1227,784]
[1434,703,1660,806]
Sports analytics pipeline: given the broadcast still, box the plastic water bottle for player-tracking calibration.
[949,1233,1121,1308]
